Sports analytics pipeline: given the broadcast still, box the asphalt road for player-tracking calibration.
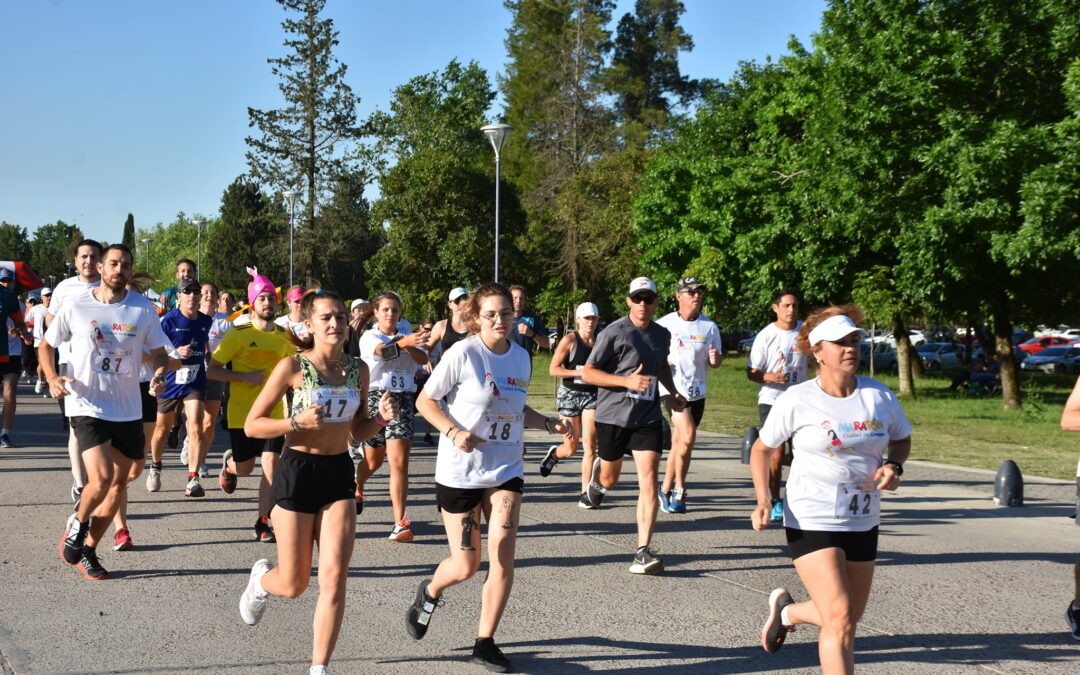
[1,383,1078,674]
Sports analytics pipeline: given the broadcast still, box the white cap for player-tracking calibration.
[628,277,657,296]
[808,314,868,346]
[448,287,469,302]
[575,302,599,319]
[351,298,368,310]
[41,286,53,295]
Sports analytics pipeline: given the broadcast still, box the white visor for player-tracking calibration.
[808,314,868,346]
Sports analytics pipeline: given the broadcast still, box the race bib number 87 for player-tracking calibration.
[93,350,133,376]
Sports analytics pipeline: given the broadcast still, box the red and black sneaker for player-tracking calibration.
[76,547,109,581]
[254,516,275,543]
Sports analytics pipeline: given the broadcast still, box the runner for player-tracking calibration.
[421,287,471,444]
[580,277,686,575]
[406,282,569,673]
[275,284,309,341]
[750,305,911,672]
[158,258,196,312]
[509,285,549,356]
[1062,374,1080,639]
[656,277,723,514]
[238,289,398,675]
[539,302,599,501]
[21,294,40,388]
[345,298,369,358]
[45,244,170,580]
[198,282,231,474]
[46,239,102,502]
[28,287,51,394]
[747,289,807,523]
[209,267,293,542]
[355,291,430,539]
[145,278,212,497]
[0,271,31,447]
[415,316,438,445]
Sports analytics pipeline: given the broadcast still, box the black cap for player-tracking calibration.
[178,278,201,292]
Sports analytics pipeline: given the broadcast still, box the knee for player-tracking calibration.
[447,555,481,583]
[277,574,310,599]
[822,602,857,636]
[234,460,256,476]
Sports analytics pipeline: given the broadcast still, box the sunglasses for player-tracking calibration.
[180,288,201,296]
[629,294,657,305]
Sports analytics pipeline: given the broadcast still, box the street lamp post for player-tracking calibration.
[481,123,512,283]
[65,262,73,279]
[283,190,298,287]
[192,218,206,279]
[141,238,153,272]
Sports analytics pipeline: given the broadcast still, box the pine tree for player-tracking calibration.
[121,213,136,252]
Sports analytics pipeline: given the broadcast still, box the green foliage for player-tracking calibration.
[310,169,383,298]
[121,214,136,251]
[0,222,31,264]
[29,221,84,285]
[203,176,289,294]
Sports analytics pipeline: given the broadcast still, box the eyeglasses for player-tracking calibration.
[681,288,704,296]
[629,294,657,305]
[479,310,515,323]
[450,298,464,304]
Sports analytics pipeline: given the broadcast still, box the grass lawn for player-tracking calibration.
[527,352,1080,480]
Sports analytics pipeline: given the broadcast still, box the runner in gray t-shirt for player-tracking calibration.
[582,277,686,576]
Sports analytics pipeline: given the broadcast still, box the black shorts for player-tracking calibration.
[139,381,157,423]
[664,396,705,427]
[436,477,524,514]
[157,390,206,414]
[596,421,663,461]
[0,356,21,377]
[270,448,356,514]
[228,428,285,463]
[70,416,144,460]
[758,404,773,427]
[786,526,879,562]
[205,379,225,402]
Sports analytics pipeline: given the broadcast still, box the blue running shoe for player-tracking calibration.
[770,499,784,523]
[658,488,673,514]
[671,489,687,514]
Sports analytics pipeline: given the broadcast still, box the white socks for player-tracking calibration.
[780,605,793,626]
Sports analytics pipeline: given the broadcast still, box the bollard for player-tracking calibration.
[993,459,1024,507]
[741,427,758,464]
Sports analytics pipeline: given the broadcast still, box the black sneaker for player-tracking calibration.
[167,424,180,449]
[586,457,606,507]
[470,637,511,673]
[577,492,595,510]
[76,547,108,581]
[628,546,664,575]
[59,513,87,565]
[761,588,795,653]
[405,579,441,640]
[539,445,559,477]
[1067,602,1080,641]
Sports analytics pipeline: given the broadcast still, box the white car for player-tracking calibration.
[870,329,926,348]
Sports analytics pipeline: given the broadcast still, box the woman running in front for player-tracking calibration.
[749,305,911,674]
[406,282,570,673]
[239,290,398,675]
[355,291,429,540]
[539,302,599,505]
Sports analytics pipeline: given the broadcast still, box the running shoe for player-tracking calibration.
[405,578,441,639]
[309,667,328,675]
[470,637,511,673]
[355,490,364,516]
[0,433,11,448]
[71,481,83,504]
[578,492,595,510]
[34,379,44,395]
[423,432,434,446]
[198,462,209,478]
[145,466,161,493]
[167,425,180,449]
[761,588,795,653]
[113,527,134,552]
[770,498,784,524]
[1068,603,1080,641]
[239,558,274,625]
[219,449,237,494]
[539,445,559,477]
[60,513,86,564]
[389,518,414,543]
[184,474,205,498]
[76,547,108,581]
[255,516,275,543]
[179,437,189,466]
[585,457,606,507]
[671,488,687,514]
[658,488,673,514]
[628,546,664,575]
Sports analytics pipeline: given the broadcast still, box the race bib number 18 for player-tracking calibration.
[481,412,523,446]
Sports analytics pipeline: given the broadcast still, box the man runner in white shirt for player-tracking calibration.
[656,277,723,514]
[44,244,170,580]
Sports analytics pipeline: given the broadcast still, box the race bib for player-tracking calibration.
[834,482,879,520]
[683,377,705,401]
[573,365,586,385]
[311,387,361,424]
[480,412,524,446]
[92,349,133,376]
[174,364,200,385]
[381,369,414,393]
[627,376,657,401]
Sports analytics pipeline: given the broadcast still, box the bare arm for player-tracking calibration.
[208,358,263,385]
[548,333,578,378]
[244,356,303,439]
[749,437,781,530]
[1063,375,1080,431]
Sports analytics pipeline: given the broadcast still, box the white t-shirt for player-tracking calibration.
[759,376,912,532]
[7,302,25,357]
[208,312,233,353]
[656,312,722,401]
[424,336,531,489]
[360,328,419,393]
[748,321,808,405]
[43,288,170,421]
[47,276,101,365]
[27,303,47,346]
[274,314,309,342]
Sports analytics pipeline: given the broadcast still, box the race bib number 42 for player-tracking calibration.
[93,349,133,376]
[834,482,879,520]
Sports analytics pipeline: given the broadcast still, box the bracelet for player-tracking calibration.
[451,429,462,443]
[445,425,458,438]
[373,414,391,428]
[289,415,301,432]
[884,460,904,476]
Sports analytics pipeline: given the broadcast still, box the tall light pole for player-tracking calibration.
[141,237,153,272]
[192,218,206,279]
[283,190,298,287]
[481,123,511,283]
[65,261,73,279]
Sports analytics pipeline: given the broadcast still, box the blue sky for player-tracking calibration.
[0,0,825,244]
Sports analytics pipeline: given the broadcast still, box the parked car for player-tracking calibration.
[1018,335,1074,355]
[737,334,757,354]
[1019,345,1080,374]
[971,346,1028,364]
[869,329,926,348]
[859,342,898,372]
[917,342,966,372]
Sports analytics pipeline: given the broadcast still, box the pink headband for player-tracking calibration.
[246,266,276,305]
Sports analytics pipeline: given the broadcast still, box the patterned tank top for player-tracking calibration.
[290,354,364,424]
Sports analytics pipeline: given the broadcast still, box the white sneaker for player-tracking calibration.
[145,467,161,493]
[198,462,209,478]
[34,379,44,395]
[179,437,189,466]
[239,558,274,625]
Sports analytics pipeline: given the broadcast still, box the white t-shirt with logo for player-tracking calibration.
[47,276,101,365]
[759,376,912,532]
[424,336,531,489]
[360,328,417,393]
[43,289,171,421]
[27,303,47,346]
[748,321,808,405]
[656,312,722,401]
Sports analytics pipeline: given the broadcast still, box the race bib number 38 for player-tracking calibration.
[311,387,361,423]
[93,349,133,376]
[834,482,879,520]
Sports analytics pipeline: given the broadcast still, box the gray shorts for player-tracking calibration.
[363,389,415,447]
[556,386,597,418]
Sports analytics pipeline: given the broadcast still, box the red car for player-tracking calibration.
[1019,335,1074,355]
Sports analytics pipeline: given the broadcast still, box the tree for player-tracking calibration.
[311,169,383,298]
[30,221,84,285]
[204,177,289,293]
[0,222,31,263]
[121,213,136,251]
[246,0,367,281]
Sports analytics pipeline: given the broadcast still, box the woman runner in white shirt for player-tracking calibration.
[749,305,911,674]
[407,282,570,673]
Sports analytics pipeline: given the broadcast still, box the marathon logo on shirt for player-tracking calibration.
[499,375,529,394]
[111,322,137,337]
[837,419,886,438]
